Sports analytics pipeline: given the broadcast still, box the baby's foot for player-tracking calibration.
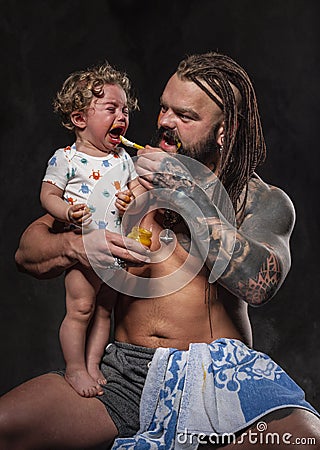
[87,363,107,386]
[65,368,104,397]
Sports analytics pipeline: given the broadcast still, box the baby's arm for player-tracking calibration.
[115,178,155,235]
[115,189,134,215]
[40,181,91,225]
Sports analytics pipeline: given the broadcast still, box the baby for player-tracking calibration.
[41,63,142,397]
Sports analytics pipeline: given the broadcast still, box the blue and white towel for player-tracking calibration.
[112,338,318,449]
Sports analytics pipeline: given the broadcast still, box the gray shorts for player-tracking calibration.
[97,341,155,437]
[55,341,155,437]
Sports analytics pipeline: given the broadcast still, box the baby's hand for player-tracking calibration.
[115,189,134,216]
[67,203,92,226]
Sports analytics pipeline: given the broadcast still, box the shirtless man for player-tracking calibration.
[0,52,319,449]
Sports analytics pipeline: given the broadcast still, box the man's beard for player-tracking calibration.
[151,126,220,165]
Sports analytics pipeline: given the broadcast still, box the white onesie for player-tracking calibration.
[43,143,137,232]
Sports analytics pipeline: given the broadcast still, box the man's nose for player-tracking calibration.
[158,110,176,129]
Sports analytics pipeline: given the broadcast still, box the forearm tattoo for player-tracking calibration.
[154,158,194,191]
[236,252,281,305]
[177,234,191,253]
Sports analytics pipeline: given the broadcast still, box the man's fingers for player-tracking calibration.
[137,177,155,191]
[138,145,164,155]
[106,231,150,259]
[116,247,151,264]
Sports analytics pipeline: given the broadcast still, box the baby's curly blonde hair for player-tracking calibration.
[53,62,139,131]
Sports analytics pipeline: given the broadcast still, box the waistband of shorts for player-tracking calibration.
[109,340,156,356]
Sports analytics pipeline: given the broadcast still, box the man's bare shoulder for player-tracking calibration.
[246,173,295,215]
[241,173,296,237]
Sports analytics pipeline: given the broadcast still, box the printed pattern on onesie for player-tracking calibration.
[43,143,137,232]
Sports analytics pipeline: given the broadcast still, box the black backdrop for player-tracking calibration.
[1,0,319,411]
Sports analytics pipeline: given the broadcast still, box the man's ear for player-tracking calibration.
[70,111,86,129]
[216,121,225,147]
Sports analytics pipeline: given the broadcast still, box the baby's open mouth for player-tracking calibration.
[109,126,125,139]
[109,125,126,146]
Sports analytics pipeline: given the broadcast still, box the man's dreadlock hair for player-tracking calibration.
[176,52,266,221]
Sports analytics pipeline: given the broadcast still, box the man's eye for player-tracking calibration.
[179,114,191,121]
[160,105,168,113]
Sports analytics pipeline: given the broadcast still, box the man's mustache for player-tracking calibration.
[151,127,181,148]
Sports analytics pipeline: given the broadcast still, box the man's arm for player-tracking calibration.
[15,214,83,279]
[136,149,295,306]
[15,214,151,280]
[212,182,295,305]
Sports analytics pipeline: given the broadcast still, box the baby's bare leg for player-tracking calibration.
[61,266,102,397]
[86,284,118,384]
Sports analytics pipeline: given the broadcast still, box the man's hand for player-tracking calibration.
[80,228,151,271]
[15,214,151,279]
[136,146,166,190]
[136,146,193,192]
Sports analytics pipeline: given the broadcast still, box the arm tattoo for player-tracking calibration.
[153,157,284,305]
[155,157,194,191]
[177,234,191,253]
[237,252,281,305]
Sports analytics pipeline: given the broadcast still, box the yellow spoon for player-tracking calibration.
[120,135,144,150]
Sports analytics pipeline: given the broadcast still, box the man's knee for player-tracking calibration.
[262,408,319,433]
[198,408,320,449]
[0,405,23,448]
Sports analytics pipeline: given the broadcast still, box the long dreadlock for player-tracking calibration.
[176,52,266,223]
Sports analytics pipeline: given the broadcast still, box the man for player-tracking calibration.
[0,52,318,449]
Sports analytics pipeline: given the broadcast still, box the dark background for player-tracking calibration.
[1,0,319,411]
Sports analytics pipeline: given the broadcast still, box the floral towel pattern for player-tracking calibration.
[112,339,318,450]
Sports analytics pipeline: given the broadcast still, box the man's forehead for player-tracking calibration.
[161,73,223,116]
[163,72,241,112]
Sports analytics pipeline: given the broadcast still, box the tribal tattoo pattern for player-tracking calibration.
[237,252,281,305]
[144,154,288,306]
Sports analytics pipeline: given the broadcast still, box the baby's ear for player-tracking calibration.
[70,111,86,129]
